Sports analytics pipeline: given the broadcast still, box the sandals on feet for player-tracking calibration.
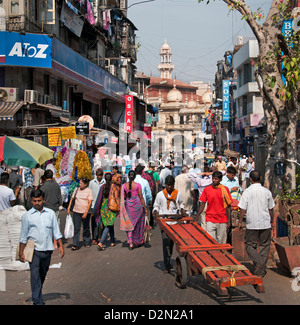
[71,246,79,251]
[97,243,105,251]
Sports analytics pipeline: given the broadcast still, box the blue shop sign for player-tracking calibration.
[222,80,230,122]
[0,31,52,68]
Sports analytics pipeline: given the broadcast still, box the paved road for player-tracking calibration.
[0,211,299,308]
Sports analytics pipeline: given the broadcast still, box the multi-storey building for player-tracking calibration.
[233,39,266,155]
[0,0,143,147]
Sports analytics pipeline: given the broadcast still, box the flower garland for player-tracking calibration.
[72,150,92,181]
[55,151,63,178]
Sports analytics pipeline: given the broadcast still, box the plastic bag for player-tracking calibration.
[64,214,74,239]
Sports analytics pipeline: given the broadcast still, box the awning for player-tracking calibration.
[0,101,25,121]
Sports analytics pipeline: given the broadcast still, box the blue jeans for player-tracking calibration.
[100,225,115,245]
[29,250,52,305]
[73,212,91,247]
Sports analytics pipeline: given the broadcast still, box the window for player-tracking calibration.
[242,95,247,116]
[11,1,19,15]
[39,0,55,25]
[243,63,252,85]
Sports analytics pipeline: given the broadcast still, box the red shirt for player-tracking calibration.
[199,185,232,223]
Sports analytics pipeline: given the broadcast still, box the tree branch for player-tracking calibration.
[222,0,263,42]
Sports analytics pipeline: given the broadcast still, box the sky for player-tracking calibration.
[127,0,272,85]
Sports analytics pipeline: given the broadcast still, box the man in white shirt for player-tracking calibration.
[159,162,172,189]
[175,165,195,216]
[46,158,57,180]
[134,164,152,207]
[89,168,106,244]
[238,170,275,277]
[0,172,16,211]
[153,175,186,273]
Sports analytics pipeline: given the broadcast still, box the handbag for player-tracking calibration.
[144,215,152,243]
[120,211,134,231]
[70,188,78,212]
[108,185,120,213]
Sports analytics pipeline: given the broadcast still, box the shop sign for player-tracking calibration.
[250,113,264,127]
[61,126,77,140]
[75,122,90,135]
[222,80,230,122]
[0,31,52,68]
[48,128,61,147]
[125,95,133,133]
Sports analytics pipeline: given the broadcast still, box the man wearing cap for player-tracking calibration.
[159,161,172,189]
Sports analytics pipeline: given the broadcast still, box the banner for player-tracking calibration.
[48,128,61,147]
[61,126,77,140]
[125,95,133,133]
[222,80,230,121]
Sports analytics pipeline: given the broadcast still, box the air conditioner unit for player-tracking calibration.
[0,88,18,102]
[24,90,39,102]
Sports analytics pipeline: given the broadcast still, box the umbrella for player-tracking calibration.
[0,136,54,168]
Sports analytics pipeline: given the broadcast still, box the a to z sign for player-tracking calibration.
[125,95,133,133]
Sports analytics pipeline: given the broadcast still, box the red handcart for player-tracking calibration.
[156,214,265,296]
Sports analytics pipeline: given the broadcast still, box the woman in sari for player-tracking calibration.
[93,173,119,250]
[120,170,148,250]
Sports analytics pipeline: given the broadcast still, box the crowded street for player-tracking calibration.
[0,0,299,311]
[0,210,299,307]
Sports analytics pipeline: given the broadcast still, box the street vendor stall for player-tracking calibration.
[51,146,93,203]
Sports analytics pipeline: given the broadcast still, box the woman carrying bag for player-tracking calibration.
[67,178,93,250]
[94,173,119,250]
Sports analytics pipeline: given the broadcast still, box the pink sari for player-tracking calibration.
[120,183,145,246]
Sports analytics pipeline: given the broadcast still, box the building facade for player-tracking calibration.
[0,0,144,148]
[233,39,266,155]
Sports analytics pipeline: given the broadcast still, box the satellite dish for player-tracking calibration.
[0,89,8,102]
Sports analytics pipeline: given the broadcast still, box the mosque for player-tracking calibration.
[146,39,213,154]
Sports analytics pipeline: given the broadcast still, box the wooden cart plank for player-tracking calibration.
[157,217,264,293]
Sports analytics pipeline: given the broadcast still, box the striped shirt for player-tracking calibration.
[238,183,275,230]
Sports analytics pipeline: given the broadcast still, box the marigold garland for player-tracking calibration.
[72,150,92,181]
[55,151,63,178]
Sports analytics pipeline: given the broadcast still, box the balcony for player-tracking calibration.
[234,82,259,99]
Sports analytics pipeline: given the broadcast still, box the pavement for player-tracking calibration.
[0,210,299,309]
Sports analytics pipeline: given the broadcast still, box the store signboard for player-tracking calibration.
[61,126,77,140]
[48,128,61,147]
[75,122,90,135]
[125,95,133,133]
[222,80,230,121]
[0,31,52,68]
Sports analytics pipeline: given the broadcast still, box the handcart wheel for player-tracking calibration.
[175,255,187,289]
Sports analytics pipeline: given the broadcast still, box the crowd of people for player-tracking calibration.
[0,152,275,304]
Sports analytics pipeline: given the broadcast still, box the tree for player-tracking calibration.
[199,0,299,194]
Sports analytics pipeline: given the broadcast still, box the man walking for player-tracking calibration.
[238,170,275,277]
[40,170,62,248]
[159,161,172,189]
[19,189,64,305]
[175,165,195,216]
[0,172,16,211]
[153,175,186,273]
[195,171,232,244]
[89,168,106,244]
